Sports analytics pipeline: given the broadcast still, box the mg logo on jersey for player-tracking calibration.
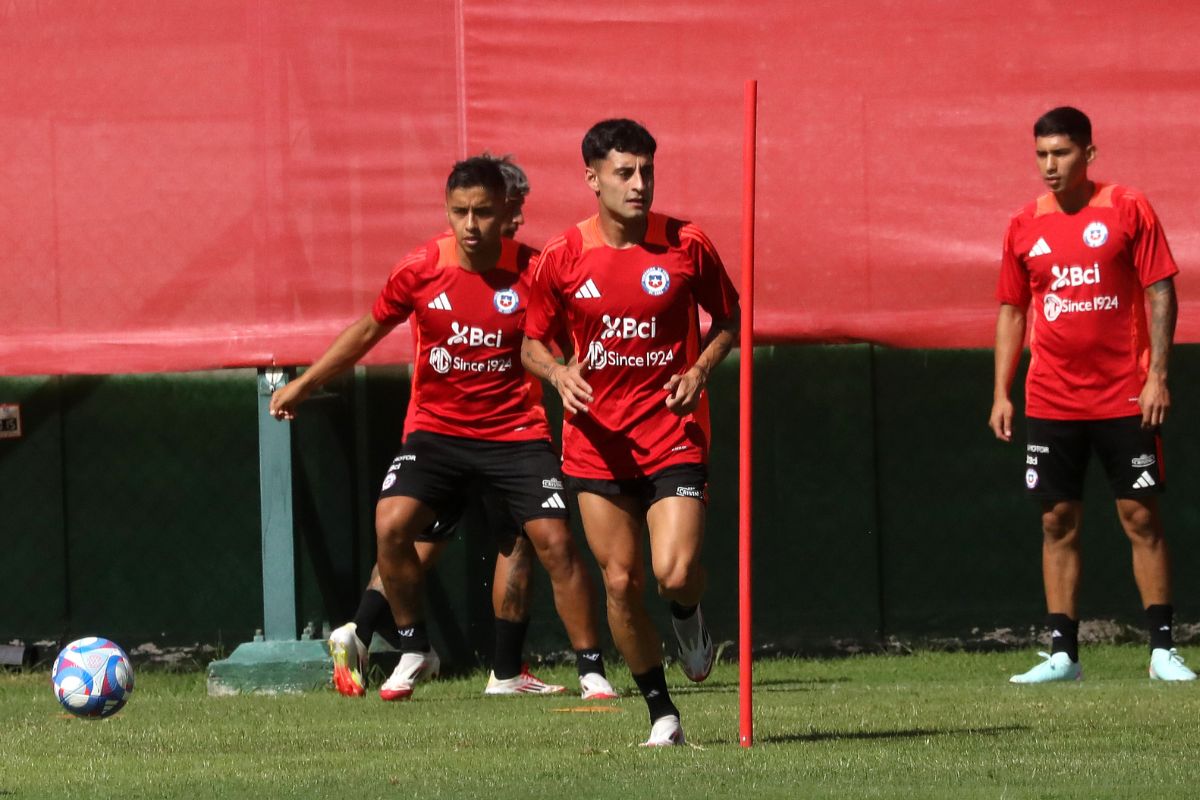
[1083,221,1108,248]
[493,289,519,314]
[429,346,452,374]
[586,341,607,370]
[1050,263,1101,290]
[641,266,670,296]
[447,321,503,347]
[600,314,657,340]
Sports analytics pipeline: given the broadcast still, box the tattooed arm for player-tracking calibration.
[1140,277,1177,428]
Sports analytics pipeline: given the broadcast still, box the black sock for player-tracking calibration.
[1047,613,1079,662]
[493,618,528,680]
[1147,604,1174,651]
[632,665,679,723]
[352,589,401,649]
[396,622,429,654]
[669,601,698,620]
[575,648,605,678]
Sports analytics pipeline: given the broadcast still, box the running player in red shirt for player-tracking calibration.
[990,107,1194,683]
[522,119,741,745]
[321,157,584,698]
[271,156,615,701]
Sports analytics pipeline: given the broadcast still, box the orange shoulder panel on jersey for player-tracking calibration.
[577,215,606,253]
[1089,182,1116,208]
[386,243,434,281]
[434,233,458,268]
[1034,193,1058,218]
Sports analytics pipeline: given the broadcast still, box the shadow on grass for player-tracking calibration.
[672,676,848,694]
[758,724,1029,745]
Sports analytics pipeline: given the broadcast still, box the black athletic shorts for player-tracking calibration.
[414,486,520,544]
[564,463,708,510]
[378,430,569,526]
[1024,415,1164,501]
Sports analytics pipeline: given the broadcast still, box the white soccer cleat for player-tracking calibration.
[640,714,686,747]
[378,649,441,701]
[1149,648,1197,681]
[483,665,567,695]
[1009,651,1082,684]
[671,605,714,683]
[328,622,367,697]
[579,672,619,700]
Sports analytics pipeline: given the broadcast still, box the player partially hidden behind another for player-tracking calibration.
[272,156,615,702]
[321,156,579,698]
[522,119,740,744]
[990,106,1194,683]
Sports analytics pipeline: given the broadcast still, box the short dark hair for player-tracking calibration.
[1033,107,1092,148]
[479,152,530,201]
[445,156,507,198]
[581,119,657,164]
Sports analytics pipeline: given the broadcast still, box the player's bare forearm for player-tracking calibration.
[989,304,1026,441]
[691,311,739,381]
[1146,278,1177,379]
[521,335,563,383]
[522,335,592,413]
[665,310,739,415]
[270,314,392,419]
[1140,278,1177,427]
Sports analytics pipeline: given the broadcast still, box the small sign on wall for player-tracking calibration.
[0,404,21,439]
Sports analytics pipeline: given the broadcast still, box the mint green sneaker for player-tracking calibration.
[1009,651,1082,684]
[1149,648,1197,681]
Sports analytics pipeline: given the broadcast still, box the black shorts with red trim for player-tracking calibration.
[379,431,569,526]
[564,463,708,510]
[1024,415,1164,501]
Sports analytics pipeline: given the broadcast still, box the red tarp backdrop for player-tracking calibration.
[2,1,1198,374]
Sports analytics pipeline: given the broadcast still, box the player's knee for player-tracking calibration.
[603,565,643,604]
[1040,503,1078,542]
[530,531,575,574]
[655,561,700,596]
[1118,503,1159,542]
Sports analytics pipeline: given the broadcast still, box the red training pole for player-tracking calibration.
[738,78,757,749]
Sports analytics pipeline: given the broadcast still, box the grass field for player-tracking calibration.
[4,645,1200,799]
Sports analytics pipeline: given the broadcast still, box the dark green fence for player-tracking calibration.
[3,345,1198,666]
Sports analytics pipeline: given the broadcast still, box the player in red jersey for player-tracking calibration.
[316,156,586,698]
[990,107,1194,683]
[522,119,740,745]
[271,156,615,701]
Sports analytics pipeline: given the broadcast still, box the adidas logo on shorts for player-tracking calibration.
[541,493,566,509]
[1132,470,1157,489]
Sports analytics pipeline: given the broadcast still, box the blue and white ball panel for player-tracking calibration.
[52,637,134,718]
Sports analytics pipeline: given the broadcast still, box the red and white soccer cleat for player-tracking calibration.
[640,714,686,747]
[328,622,367,697]
[483,665,567,695]
[378,650,441,701]
[579,671,619,700]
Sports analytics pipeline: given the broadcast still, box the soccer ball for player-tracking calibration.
[51,637,134,718]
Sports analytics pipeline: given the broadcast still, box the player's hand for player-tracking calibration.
[550,361,593,415]
[664,367,706,416]
[269,380,311,421]
[988,397,1014,442]
[1138,374,1170,429]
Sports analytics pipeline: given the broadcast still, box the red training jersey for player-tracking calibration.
[372,233,550,442]
[996,183,1179,420]
[525,213,740,479]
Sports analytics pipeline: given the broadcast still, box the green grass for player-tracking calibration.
[4,646,1200,799]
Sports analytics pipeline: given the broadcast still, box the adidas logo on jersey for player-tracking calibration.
[574,279,602,299]
[541,493,566,509]
[1133,471,1157,489]
[427,292,452,311]
[1028,237,1052,258]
